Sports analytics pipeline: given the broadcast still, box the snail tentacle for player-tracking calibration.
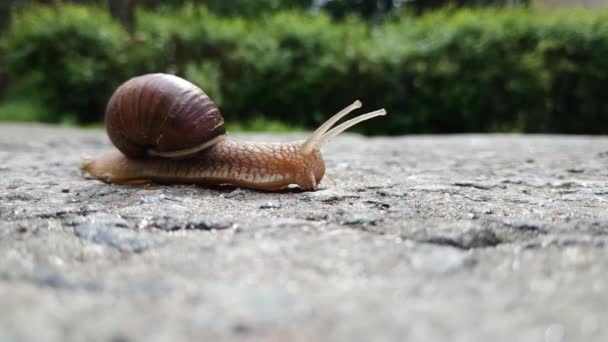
[300,101,387,153]
[318,108,386,147]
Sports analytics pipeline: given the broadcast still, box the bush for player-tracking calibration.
[1,4,129,123]
[387,8,608,134]
[0,98,49,122]
[1,4,608,134]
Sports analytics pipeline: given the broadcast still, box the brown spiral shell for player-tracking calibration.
[105,73,225,158]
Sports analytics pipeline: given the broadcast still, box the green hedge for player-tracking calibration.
[1,5,128,123]
[1,4,608,133]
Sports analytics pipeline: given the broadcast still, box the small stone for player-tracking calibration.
[225,188,248,199]
[365,199,390,210]
[69,214,129,228]
[336,211,383,226]
[410,244,477,273]
[504,221,543,232]
[566,168,584,173]
[181,217,232,231]
[453,181,492,190]
[300,189,360,203]
[142,216,231,231]
[376,188,404,197]
[17,224,28,233]
[260,202,281,209]
[4,192,34,201]
[61,188,70,193]
[423,226,502,249]
[73,221,164,253]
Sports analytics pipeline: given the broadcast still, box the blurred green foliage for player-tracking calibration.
[1,3,607,134]
[0,0,530,24]
[1,5,127,122]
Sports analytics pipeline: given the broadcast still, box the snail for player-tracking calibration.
[81,73,386,191]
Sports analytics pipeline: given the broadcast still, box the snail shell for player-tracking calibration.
[105,73,225,158]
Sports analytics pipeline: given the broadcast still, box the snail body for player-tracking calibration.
[82,73,386,191]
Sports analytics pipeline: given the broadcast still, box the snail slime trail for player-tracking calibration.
[81,73,387,191]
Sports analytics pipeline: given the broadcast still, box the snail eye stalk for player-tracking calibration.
[300,100,386,154]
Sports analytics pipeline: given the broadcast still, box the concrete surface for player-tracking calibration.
[1,124,608,342]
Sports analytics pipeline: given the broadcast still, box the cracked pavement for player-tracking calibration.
[1,124,608,341]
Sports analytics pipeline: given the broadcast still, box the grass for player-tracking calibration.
[0,99,49,122]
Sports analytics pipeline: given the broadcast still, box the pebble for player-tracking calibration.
[409,244,477,274]
[141,216,232,231]
[73,221,164,253]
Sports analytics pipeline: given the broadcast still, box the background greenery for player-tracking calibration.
[0,0,606,134]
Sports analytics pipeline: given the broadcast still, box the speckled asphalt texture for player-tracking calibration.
[1,124,608,342]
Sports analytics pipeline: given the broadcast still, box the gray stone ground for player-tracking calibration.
[1,124,608,342]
